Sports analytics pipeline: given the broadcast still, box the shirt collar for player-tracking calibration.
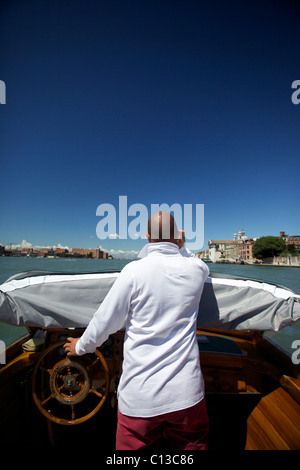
[138,242,180,258]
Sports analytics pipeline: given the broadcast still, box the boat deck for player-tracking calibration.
[0,328,300,450]
[246,385,300,450]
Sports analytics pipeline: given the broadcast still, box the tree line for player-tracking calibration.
[252,236,298,259]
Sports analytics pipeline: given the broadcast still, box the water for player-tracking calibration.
[0,257,130,346]
[0,256,300,355]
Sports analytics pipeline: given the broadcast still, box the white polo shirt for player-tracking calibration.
[76,242,209,417]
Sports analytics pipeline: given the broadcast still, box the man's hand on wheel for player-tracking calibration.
[63,337,79,357]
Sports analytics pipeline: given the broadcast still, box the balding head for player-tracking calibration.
[147,211,180,244]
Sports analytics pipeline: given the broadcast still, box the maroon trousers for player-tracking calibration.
[116,399,209,450]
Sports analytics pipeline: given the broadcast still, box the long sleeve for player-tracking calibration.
[75,265,133,355]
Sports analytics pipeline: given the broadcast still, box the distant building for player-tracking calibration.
[208,240,240,262]
[71,248,108,259]
[239,240,255,260]
[38,248,49,257]
[233,230,248,242]
[280,232,300,252]
[20,248,39,257]
[197,250,210,260]
[54,248,68,257]
[99,250,108,259]
[208,230,254,262]
[1,244,109,259]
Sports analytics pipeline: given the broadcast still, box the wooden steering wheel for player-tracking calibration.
[32,341,109,425]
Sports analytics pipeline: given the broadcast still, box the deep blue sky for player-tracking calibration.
[1,0,299,256]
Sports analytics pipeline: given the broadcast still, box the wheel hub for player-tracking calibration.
[64,374,76,390]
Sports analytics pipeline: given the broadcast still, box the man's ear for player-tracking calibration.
[146,232,151,243]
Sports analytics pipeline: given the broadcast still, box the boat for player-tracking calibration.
[0,270,300,450]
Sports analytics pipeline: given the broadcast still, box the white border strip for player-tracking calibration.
[0,272,119,293]
[1,272,299,302]
[207,277,300,301]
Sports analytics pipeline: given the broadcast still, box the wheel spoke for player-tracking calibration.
[71,405,75,421]
[40,366,52,375]
[86,357,99,371]
[89,386,104,398]
[41,393,55,407]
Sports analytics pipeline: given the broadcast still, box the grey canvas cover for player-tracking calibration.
[0,270,299,331]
